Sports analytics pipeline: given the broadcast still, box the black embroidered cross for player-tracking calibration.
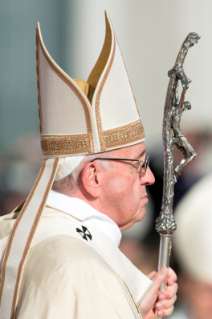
[76,226,92,241]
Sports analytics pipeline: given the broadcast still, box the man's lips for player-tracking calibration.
[141,194,148,205]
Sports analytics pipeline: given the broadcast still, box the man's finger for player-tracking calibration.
[147,270,156,280]
[158,305,174,318]
[158,283,178,301]
[156,295,177,311]
[150,267,169,294]
[167,267,177,286]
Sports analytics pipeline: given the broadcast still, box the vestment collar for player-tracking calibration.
[46,190,122,247]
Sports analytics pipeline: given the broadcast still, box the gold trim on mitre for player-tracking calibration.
[87,12,113,89]
[104,119,145,149]
[89,11,115,151]
[36,24,95,155]
[89,11,145,152]
[41,134,92,156]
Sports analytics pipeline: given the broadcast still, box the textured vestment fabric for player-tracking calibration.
[0,204,153,319]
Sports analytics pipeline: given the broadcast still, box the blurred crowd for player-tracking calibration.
[0,133,42,216]
[0,127,212,319]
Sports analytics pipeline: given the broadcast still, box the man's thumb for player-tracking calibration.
[150,267,168,293]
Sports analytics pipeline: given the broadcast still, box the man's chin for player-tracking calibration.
[119,207,146,230]
[127,208,146,228]
[136,207,146,222]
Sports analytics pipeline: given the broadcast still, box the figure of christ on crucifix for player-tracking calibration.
[172,99,197,180]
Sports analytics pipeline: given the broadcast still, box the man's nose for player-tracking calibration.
[141,167,155,185]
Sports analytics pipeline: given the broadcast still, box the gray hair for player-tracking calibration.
[52,151,112,194]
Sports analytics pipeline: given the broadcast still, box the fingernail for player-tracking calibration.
[160,294,166,300]
[158,311,163,316]
[156,303,162,309]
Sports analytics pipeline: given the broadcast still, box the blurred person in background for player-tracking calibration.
[170,172,212,319]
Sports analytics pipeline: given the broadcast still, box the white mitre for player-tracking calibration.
[0,11,145,317]
[37,11,144,181]
[173,171,212,282]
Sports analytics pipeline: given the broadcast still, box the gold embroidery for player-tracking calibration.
[51,140,59,151]
[11,158,59,319]
[36,24,94,153]
[94,16,143,152]
[87,11,112,89]
[41,134,92,156]
[63,140,74,151]
[0,160,47,306]
[104,120,145,149]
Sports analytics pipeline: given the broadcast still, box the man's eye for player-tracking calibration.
[132,163,139,171]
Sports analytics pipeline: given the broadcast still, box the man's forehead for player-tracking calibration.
[111,142,146,158]
[134,143,146,158]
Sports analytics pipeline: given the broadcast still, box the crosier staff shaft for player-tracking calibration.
[155,32,200,319]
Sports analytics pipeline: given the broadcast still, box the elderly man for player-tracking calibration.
[0,12,177,319]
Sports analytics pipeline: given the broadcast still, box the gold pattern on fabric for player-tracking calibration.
[87,11,113,89]
[36,24,94,153]
[41,134,92,156]
[95,35,116,151]
[119,277,141,316]
[104,120,145,149]
[0,160,47,306]
[11,158,59,319]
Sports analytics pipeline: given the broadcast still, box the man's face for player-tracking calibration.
[100,142,155,230]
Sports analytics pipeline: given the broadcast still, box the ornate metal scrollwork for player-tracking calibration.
[156,33,200,237]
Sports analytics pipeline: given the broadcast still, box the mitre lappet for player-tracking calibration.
[0,11,145,316]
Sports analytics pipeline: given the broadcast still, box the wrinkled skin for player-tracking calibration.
[69,142,178,318]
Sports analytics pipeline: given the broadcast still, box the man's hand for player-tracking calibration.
[139,267,178,319]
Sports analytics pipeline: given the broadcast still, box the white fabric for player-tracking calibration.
[98,38,140,130]
[174,171,212,282]
[39,45,89,135]
[54,156,85,181]
[0,208,153,318]
[31,210,152,304]
[46,190,122,246]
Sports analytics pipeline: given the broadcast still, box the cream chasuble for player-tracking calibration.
[0,198,153,319]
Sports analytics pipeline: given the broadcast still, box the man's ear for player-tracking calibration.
[80,162,102,198]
